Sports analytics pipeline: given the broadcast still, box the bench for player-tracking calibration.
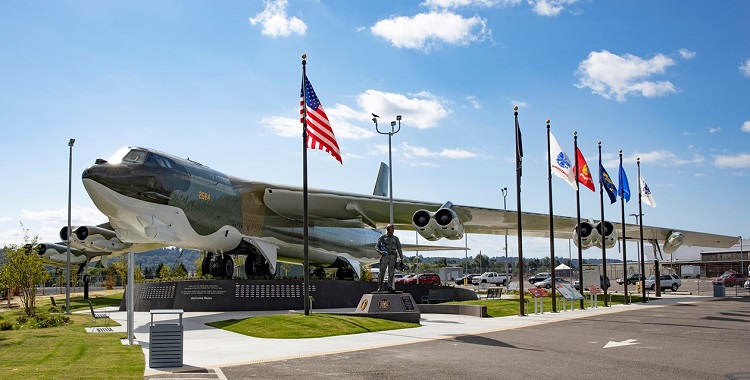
[486,287,503,299]
[421,289,454,304]
[88,299,110,326]
[50,296,66,312]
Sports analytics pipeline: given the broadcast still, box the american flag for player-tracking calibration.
[300,75,342,164]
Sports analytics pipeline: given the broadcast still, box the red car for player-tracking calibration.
[403,273,441,285]
[712,273,747,287]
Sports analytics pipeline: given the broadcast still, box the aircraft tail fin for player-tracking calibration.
[373,162,389,197]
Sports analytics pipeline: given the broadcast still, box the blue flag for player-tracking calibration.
[599,159,617,204]
[618,161,631,202]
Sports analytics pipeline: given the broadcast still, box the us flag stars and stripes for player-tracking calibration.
[300,75,342,164]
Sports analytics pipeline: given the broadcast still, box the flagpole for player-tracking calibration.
[514,106,524,316]
[574,131,584,309]
[619,150,628,304]
[598,141,609,307]
[301,54,311,316]
[637,158,647,302]
[546,120,556,312]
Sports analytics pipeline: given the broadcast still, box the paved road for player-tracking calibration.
[216,297,750,380]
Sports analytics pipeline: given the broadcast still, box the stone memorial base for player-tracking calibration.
[353,291,421,323]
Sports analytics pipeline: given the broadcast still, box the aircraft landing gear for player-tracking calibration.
[208,253,234,278]
[201,252,213,276]
[244,248,272,278]
[336,267,355,280]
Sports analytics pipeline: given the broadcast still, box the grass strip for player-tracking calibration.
[207,313,420,339]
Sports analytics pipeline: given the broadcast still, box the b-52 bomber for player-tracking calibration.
[37,147,739,279]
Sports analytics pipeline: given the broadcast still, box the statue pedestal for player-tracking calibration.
[354,291,421,323]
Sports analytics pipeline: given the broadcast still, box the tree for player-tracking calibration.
[0,230,49,316]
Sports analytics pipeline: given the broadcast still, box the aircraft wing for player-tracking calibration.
[263,188,739,249]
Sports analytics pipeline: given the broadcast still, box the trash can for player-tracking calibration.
[713,284,725,297]
[149,309,184,368]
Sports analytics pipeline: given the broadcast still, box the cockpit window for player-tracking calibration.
[107,148,146,165]
[146,153,176,169]
[122,150,147,164]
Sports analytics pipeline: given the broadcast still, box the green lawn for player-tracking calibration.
[0,292,144,380]
[207,313,420,339]
[449,292,645,317]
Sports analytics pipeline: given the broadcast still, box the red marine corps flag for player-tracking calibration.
[300,74,342,164]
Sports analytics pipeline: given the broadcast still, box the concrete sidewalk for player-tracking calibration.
[91,294,714,377]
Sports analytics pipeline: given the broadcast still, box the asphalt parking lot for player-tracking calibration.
[216,296,750,380]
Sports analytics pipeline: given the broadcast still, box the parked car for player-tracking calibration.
[744,279,750,289]
[403,273,441,285]
[454,274,480,285]
[528,272,551,284]
[645,274,682,291]
[574,276,611,290]
[712,273,747,287]
[472,272,512,286]
[534,277,570,289]
[616,273,644,285]
[395,274,414,284]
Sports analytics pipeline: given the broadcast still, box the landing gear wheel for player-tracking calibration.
[336,267,354,280]
[244,250,271,278]
[221,256,234,278]
[202,252,213,276]
[312,267,326,278]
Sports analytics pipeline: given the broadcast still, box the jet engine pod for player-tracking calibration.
[433,208,464,240]
[59,226,79,242]
[663,231,685,254]
[595,221,617,249]
[412,209,440,241]
[573,221,598,249]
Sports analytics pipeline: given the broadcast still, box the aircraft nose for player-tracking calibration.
[82,162,133,186]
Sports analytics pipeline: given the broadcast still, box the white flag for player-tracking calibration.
[548,132,577,190]
[640,175,656,207]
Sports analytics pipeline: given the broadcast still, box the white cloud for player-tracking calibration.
[262,106,376,141]
[741,59,750,77]
[575,50,677,102]
[249,0,307,38]
[512,100,529,108]
[678,48,696,59]
[357,90,451,129]
[20,207,104,225]
[400,142,477,159]
[265,89,451,140]
[0,216,13,223]
[708,127,721,134]
[466,96,481,109]
[421,0,521,9]
[714,153,750,169]
[624,150,704,166]
[371,11,489,51]
[529,0,579,16]
[742,121,750,132]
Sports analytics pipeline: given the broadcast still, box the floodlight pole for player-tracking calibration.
[66,138,75,315]
[374,115,402,225]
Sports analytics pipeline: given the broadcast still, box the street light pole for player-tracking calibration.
[66,138,75,315]
[501,187,508,284]
[373,114,402,225]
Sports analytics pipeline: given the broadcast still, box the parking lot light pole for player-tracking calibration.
[66,138,75,315]
[373,114,401,225]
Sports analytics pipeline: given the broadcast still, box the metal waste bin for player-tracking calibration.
[713,284,725,297]
[149,309,184,368]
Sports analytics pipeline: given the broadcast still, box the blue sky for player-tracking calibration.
[2,0,749,262]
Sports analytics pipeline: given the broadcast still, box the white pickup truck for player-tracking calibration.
[471,271,513,286]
